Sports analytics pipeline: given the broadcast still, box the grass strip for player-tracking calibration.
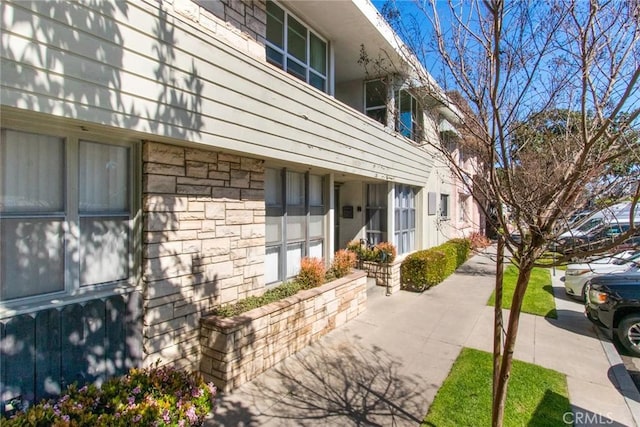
[488,265,557,318]
[423,348,571,427]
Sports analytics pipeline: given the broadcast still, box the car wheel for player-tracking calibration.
[617,314,640,357]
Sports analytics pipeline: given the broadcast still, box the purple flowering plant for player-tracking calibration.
[3,362,216,426]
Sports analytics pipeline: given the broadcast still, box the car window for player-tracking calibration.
[577,218,603,232]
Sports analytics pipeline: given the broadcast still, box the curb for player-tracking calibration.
[594,327,640,426]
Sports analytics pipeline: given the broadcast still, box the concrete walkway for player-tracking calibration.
[209,248,640,426]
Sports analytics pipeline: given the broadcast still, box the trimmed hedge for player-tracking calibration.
[400,239,471,292]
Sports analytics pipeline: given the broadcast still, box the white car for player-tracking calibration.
[564,251,640,298]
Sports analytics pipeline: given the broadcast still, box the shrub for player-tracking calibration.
[468,232,491,251]
[401,250,447,291]
[374,242,397,263]
[2,364,216,426]
[296,257,326,289]
[331,249,357,278]
[442,239,471,269]
[346,240,397,263]
[400,238,471,292]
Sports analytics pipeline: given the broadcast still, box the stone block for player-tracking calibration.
[207,261,235,280]
[230,170,250,188]
[144,142,184,166]
[220,285,239,304]
[178,211,205,221]
[218,153,241,164]
[212,187,240,200]
[240,157,263,172]
[240,189,263,201]
[144,211,179,232]
[202,238,230,256]
[177,184,211,195]
[209,170,230,180]
[186,161,209,178]
[196,0,225,19]
[243,263,263,278]
[144,174,176,194]
[188,200,205,212]
[226,209,253,224]
[205,202,226,219]
[144,162,185,176]
[186,147,218,163]
[218,225,241,238]
[145,240,184,258]
[144,195,188,212]
[241,223,264,239]
[179,220,203,230]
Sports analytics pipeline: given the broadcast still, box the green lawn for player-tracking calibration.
[423,348,571,427]
[488,265,557,318]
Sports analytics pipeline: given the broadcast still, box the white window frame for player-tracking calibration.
[440,193,450,220]
[265,0,329,92]
[395,89,424,142]
[394,184,416,255]
[365,183,388,245]
[0,121,140,315]
[364,79,388,126]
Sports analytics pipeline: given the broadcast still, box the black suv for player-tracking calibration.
[585,271,640,356]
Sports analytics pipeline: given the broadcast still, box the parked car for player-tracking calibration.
[564,250,640,298]
[584,271,640,356]
[558,202,630,240]
[558,221,634,255]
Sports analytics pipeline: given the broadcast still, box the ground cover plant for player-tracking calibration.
[488,265,557,318]
[423,348,570,427]
[2,364,216,426]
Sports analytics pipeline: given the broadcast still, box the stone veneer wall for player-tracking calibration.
[361,260,402,294]
[171,0,267,59]
[142,141,265,371]
[193,0,266,42]
[200,270,368,392]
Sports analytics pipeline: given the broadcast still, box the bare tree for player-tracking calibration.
[374,0,640,425]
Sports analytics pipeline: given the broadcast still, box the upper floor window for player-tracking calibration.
[365,79,387,125]
[266,1,328,92]
[0,128,137,306]
[395,89,423,142]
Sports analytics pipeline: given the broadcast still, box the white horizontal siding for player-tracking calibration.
[0,0,434,186]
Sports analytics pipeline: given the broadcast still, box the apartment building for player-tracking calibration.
[0,0,483,408]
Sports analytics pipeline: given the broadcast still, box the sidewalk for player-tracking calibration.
[209,248,640,426]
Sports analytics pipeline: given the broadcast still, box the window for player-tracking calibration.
[366,183,387,245]
[395,89,423,142]
[0,128,136,304]
[266,0,328,92]
[265,168,325,284]
[440,194,450,219]
[394,185,416,254]
[459,194,469,223]
[365,79,387,125]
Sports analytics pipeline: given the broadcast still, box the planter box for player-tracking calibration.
[199,271,367,392]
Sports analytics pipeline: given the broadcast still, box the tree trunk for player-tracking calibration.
[491,258,534,427]
[492,236,505,401]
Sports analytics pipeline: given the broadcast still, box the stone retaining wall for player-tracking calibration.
[199,271,367,392]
